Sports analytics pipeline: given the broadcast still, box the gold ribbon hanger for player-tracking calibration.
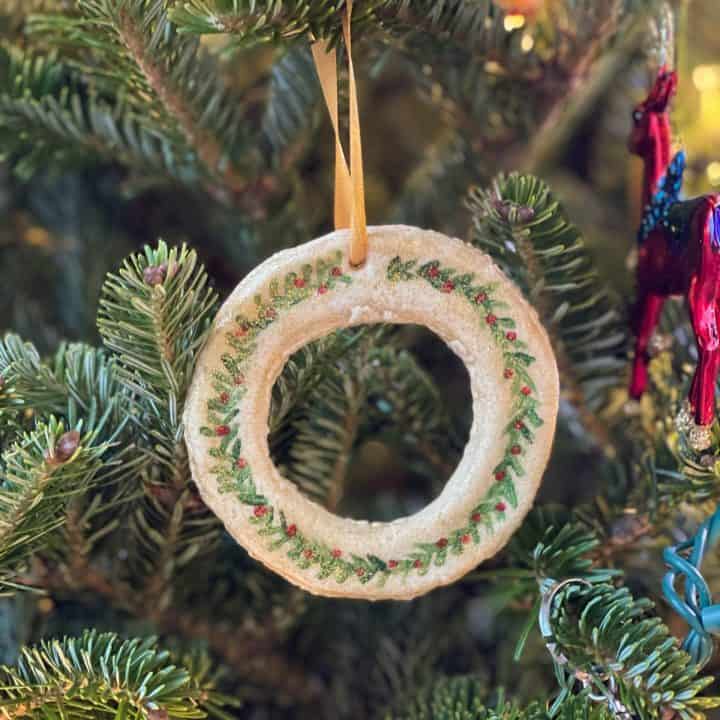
[311,0,368,267]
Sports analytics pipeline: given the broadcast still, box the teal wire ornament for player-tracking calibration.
[663,504,720,667]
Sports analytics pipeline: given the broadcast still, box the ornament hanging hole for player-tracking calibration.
[268,323,472,522]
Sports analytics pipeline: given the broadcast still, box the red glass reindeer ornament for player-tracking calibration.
[628,68,720,450]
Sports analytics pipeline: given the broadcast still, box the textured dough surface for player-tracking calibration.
[184,225,559,600]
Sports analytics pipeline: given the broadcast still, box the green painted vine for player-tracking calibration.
[200,251,543,586]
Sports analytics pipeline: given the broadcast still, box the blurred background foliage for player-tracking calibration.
[1,0,720,718]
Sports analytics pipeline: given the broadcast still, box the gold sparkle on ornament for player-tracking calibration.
[503,13,526,31]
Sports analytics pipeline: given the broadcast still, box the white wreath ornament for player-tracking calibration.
[184,225,559,600]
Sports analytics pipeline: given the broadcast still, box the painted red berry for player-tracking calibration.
[486,314,497,325]
[413,559,423,569]
[254,505,267,517]
[266,308,276,319]
[286,524,297,537]
[304,549,313,559]
[428,266,439,278]
[236,457,247,469]
[474,292,487,304]
[331,267,343,277]
[514,420,525,430]
[441,281,454,293]
[506,331,517,341]
[511,445,522,455]
[234,328,247,338]
[495,470,506,481]
[216,425,230,436]
[294,277,305,288]
[495,502,507,512]
[219,392,229,404]
[234,374,245,385]
[461,534,471,544]
[332,548,342,558]
[521,386,532,396]
[388,560,399,569]
[355,567,365,576]
[318,285,328,295]
[436,538,448,548]
[471,512,482,523]
[504,369,514,379]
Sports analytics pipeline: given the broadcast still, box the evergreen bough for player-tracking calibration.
[0,630,239,719]
[468,174,628,453]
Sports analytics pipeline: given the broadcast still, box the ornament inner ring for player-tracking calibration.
[184,225,559,600]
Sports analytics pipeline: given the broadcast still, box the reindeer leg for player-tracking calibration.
[629,291,665,399]
[691,348,720,426]
[688,288,720,440]
[686,198,720,448]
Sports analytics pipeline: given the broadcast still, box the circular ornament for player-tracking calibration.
[184,225,559,600]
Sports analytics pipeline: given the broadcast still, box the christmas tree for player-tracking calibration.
[1,0,720,718]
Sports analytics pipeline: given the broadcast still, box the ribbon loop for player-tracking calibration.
[311,0,368,267]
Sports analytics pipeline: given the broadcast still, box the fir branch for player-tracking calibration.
[169,0,390,44]
[385,1,646,167]
[0,0,66,15]
[0,45,204,183]
[97,240,217,458]
[274,329,455,509]
[0,629,239,719]
[0,336,127,437]
[520,6,651,174]
[0,334,67,416]
[129,484,222,613]
[261,45,319,158]
[273,327,387,506]
[389,129,471,233]
[472,506,619,661]
[361,345,458,482]
[507,507,619,587]
[283,358,364,509]
[385,675,495,720]
[28,556,320,707]
[28,1,251,197]
[550,582,720,719]
[386,675,614,720]
[468,174,628,450]
[0,418,109,591]
[269,327,372,441]
[0,0,68,37]
[98,241,218,603]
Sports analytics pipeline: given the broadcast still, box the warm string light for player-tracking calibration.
[690,65,720,186]
[520,33,534,52]
[706,161,720,184]
[495,0,541,52]
[503,13,526,31]
[493,0,544,17]
[692,64,720,92]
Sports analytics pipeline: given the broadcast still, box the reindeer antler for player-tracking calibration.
[642,66,678,113]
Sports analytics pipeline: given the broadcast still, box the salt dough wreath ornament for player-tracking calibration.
[183,3,559,601]
[184,225,558,600]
